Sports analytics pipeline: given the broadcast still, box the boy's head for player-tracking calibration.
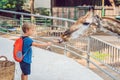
[22,22,35,36]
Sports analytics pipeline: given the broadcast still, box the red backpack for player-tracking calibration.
[13,37,23,62]
[13,37,30,62]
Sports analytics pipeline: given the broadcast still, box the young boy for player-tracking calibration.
[20,22,51,80]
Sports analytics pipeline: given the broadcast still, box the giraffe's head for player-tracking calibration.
[60,15,102,42]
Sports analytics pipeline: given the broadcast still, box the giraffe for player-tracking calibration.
[56,6,120,43]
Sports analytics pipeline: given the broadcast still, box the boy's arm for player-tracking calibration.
[32,42,51,47]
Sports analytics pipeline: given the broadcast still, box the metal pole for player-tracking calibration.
[74,7,77,20]
[64,42,67,56]
[102,0,105,17]
[20,15,24,35]
[62,8,64,26]
[68,8,70,19]
[87,37,91,68]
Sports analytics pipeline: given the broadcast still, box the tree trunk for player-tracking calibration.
[30,0,35,22]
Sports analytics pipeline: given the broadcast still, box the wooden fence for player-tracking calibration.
[52,6,120,20]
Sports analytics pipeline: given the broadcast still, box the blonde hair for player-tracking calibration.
[22,22,35,33]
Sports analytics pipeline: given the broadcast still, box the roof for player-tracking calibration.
[53,0,120,7]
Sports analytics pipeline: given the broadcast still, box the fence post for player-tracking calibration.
[68,8,71,19]
[74,7,77,20]
[62,8,64,26]
[45,18,47,26]
[20,15,24,35]
[87,37,91,68]
[65,21,68,30]
[64,42,67,56]
[102,0,105,17]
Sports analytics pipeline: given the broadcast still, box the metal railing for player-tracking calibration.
[0,9,120,80]
[89,36,120,74]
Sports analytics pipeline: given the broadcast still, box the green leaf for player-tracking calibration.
[0,0,24,10]
[12,5,15,8]
[7,4,11,7]
[0,3,2,7]
[3,6,7,9]
[2,0,8,2]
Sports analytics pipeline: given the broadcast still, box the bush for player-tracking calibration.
[92,51,109,61]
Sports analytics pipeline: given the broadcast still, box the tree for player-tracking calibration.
[30,0,34,14]
[0,0,25,11]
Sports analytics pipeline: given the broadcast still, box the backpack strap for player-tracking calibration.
[23,47,31,57]
[21,36,31,57]
[22,36,28,40]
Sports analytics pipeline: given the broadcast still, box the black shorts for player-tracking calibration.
[19,61,31,75]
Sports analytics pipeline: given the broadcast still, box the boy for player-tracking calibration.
[20,22,51,80]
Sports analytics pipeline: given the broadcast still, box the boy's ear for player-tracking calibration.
[26,29,30,32]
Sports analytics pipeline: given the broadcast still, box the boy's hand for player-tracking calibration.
[46,42,52,51]
[46,42,52,46]
[53,39,63,43]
